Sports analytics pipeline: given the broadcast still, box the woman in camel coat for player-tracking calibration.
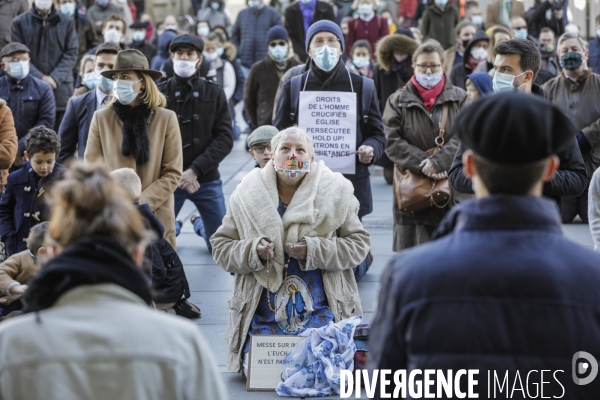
[84,49,182,248]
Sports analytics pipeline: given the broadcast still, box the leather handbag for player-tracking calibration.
[393,104,451,213]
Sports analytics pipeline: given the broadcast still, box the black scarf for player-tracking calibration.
[23,235,153,312]
[112,101,152,165]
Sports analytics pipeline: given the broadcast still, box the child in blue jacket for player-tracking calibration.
[0,126,65,257]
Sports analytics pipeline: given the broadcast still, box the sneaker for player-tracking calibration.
[174,299,201,319]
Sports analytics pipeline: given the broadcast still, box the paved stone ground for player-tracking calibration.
[175,134,594,399]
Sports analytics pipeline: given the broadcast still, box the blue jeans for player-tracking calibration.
[173,179,226,252]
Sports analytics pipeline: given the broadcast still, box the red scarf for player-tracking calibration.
[411,74,445,110]
[465,55,484,72]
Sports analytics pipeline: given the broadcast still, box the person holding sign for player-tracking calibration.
[383,40,468,251]
[210,127,370,377]
[274,20,386,221]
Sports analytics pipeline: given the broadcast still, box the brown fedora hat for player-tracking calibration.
[100,49,163,81]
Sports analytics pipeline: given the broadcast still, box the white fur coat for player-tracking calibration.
[228,160,360,292]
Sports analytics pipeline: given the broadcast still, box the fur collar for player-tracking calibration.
[112,102,152,165]
[229,161,359,292]
[377,34,419,72]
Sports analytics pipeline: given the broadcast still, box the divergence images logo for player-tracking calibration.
[572,351,598,386]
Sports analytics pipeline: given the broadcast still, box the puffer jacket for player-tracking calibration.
[543,70,600,181]
[383,76,467,226]
[11,5,78,112]
[231,5,282,69]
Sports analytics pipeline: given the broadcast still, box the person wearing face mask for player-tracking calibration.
[450,30,489,89]
[211,127,370,378]
[204,32,236,101]
[284,0,335,62]
[523,0,565,40]
[536,27,560,84]
[126,21,157,63]
[449,38,588,212]
[197,0,232,35]
[156,35,233,252]
[486,0,524,28]
[150,15,178,71]
[383,40,467,250]
[542,32,600,224]
[372,32,418,184]
[58,43,120,163]
[86,0,122,38]
[11,0,78,132]
[86,14,127,55]
[510,16,539,46]
[0,43,55,162]
[231,0,282,75]
[84,49,183,249]
[245,26,301,130]
[346,40,374,77]
[443,21,476,76]
[73,54,96,97]
[420,0,459,49]
[463,0,484,29]
[57,0,98,75]
[345,0,388,60]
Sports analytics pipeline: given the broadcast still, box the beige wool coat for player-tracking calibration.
[84,106,183,248]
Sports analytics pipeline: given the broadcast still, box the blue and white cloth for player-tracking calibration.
[276,316,363,397]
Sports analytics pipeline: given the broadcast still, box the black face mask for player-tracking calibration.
[462,39,470,49]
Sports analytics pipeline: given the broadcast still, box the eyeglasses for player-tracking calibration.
[269,41,287,47]
[5,57,29,63]
[312,37,341,48]
[414,63,442,73]
[251,145,272,154]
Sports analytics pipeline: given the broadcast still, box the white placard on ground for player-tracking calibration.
[246,335,305,391]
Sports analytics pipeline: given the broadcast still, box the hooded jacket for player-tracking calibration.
[11,5,78,112]
[450,30,489,90]
[466,71,493,96]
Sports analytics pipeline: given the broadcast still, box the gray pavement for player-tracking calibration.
[175,134,593,399]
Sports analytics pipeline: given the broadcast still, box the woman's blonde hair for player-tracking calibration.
[487,26,513,63]
[109,72,167,110]
[79,55,95,77]
[47,162,145,256]
[271,127,315,161]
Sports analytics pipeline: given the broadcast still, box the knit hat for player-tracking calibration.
[267,26,289,43]
[247,125,279,147]
[305,20,345,52]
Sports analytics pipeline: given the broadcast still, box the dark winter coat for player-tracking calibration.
[421,3,460,50]
[151,29,177,71]
[231,5,282,69]
[86,3,121,38]
[589,37,600,75]
[11,5,78,112]
[157,74,233,184]
[284,1,335,62]
[75,7,98,68]
[274,60,387,218]
[524,0,565,39]
[0,0,28,50]
[0,161,66,257]
[57,88,102,162]
[127,40,158,64]
[450,29,489,90]
[383,76,467,226]
[368,195,600,399]
[0,74,56,149]
[244,55,301,128]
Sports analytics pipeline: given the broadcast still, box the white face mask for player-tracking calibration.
[357,3,373,16]
[36,0,53,10]
[203,50,219,62]
[415,72,443,89]
[132,31,146,42]
[434,0,448,6]
[353,56,370,68]
[164,24,178,31]
[8,60,29,80]
[197,27,210,36]
[471,15,483,26]
[173,60,198,78]
[471,47,488,60]
[492,70,526,93]
[60,2,76,16]
[104,29,122,44]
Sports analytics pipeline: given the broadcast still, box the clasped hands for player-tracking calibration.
[257,239,307,262]
[420,159,447,180]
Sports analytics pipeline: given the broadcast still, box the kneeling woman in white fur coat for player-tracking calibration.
[211,127,370,375]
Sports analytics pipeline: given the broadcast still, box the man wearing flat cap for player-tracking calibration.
[0,43,55,165]
[368,93,600,399]
[126,21,157,64]
[157,34,233,253]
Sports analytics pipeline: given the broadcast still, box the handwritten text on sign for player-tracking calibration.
[298,91,357,175]
[247,335,305,391]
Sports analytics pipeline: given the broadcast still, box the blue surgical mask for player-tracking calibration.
[197,27,210,36]
[83,72,97,89]
[216,47,224,57]
[97,73,114,92]
[132,31,146,42]
[471,15,483,26]
[353,56,370,69]
[269,45,288,60]
[492,70,526,93]
[248,0,260,7]
[8,60,29,80]
[357,3,373,15]
[114,78,142,105]
[312,45,339,72]
[514,28,528,39]
[434,0,448,6]
[210,1,220,9]
[60,2,75,16]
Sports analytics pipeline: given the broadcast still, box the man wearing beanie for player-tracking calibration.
[368,93,600,399]
[274,19,386,280]
[157,34,233,253]
[243,26,301,130]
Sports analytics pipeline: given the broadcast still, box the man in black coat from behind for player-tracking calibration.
[368,93,600,399]
[157,34,233,253]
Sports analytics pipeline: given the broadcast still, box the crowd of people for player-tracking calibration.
[0,0,598,397]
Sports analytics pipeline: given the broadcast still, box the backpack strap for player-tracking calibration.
[360,76,375,129]
[289,74,303,124]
